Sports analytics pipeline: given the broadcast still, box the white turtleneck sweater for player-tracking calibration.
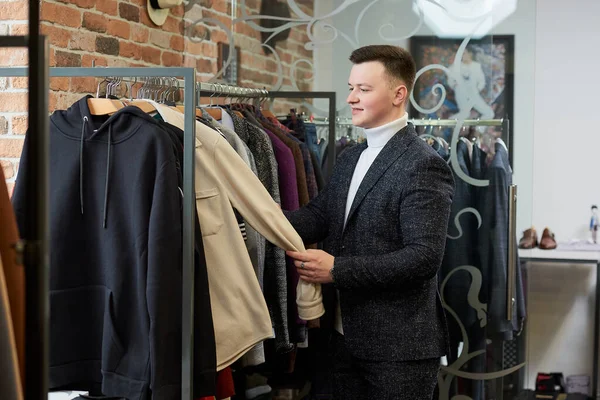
[335,113,409,334]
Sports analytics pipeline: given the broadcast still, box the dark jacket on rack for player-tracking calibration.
[440,140,481,332]
[285,124,454,361]
[12,97,193,399]
[478,143,524,338]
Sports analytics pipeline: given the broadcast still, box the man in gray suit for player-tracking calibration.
[286,45,454,399]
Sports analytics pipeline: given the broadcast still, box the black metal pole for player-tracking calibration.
[26,0,50,397]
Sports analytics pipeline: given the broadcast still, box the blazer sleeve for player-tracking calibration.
[213,137,325,320]
[332,154,454,290]
[283,183,330,246]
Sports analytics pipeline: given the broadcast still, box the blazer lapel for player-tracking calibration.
[345,125,416,229]
[335,142,366,232]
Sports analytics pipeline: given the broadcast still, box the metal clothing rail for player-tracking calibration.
[310,116,506,127]
[0,65,198,400]
[266,91,337,181]
[307,116,511,163]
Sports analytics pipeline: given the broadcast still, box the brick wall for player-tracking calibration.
[0,0,315,195]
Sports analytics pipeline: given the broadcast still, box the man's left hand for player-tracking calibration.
[286,249,335,284]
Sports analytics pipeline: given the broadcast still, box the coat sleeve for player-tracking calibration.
[214,137,325,320]
[332,155,454,290]
[146,161,184,398]
[283,183,330,246]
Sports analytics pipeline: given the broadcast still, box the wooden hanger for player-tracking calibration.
[87,98,125,116]
[204,107,222,120]
[175,105,207,119]
[124,100,157,114]
[261,109,275,119]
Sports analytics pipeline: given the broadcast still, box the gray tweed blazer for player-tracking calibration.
[286,123,454,361]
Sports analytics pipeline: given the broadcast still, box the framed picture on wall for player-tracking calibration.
[410,35,514,159]
[218,42,241,85]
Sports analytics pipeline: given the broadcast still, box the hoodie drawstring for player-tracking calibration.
[80,116,87,215]
[80,116,112,229]
[103,125,112,228]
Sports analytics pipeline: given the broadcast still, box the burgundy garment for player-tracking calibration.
[197,367,235,400]
[263,129,299,212]
[259,117,310,207]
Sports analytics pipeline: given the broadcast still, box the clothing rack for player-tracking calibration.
[0,65,199,400]
[0,63,336,399]
[311,116,506,127]
[310,116,511,163]
[265,91,337,180]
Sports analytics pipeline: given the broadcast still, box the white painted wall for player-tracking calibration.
[525,0,600,392]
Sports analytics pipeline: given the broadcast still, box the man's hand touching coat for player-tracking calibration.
[286,249,335,284]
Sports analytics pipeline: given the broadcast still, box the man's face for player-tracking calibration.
[347,61,405,129]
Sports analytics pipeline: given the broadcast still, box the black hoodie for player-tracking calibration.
[13,96,189,399]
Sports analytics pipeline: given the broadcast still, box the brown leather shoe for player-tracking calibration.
[539,227,557,250]
[519,227,538,249]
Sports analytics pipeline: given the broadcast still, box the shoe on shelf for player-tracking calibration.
[539,227,557,250]
[519,227,538,249]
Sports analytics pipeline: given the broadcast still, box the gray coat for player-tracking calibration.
[286,123,454,361]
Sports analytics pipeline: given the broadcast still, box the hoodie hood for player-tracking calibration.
[51,95,156,143]
[50,95,161,228]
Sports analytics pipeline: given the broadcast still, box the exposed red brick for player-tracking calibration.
[10,24,28,35]
[55,50,82,67]
[119,3,139,22]
[0,93,27,112]
[141,46,161,64]
[0,48,27,67]
[119,41,142,60]
[0,1,27,20]
[41,24,72,48]
[0,139,24,158]
[0,116,7,135]
[162,51,183,67]
[12,116,27,135]
[11,77,28,89]
[41,2,82,28]
[170,35,184,52]
[56,0,95,9]
[131,25,149,43]
[71,77,97,94]
[96,0,117,16]
[82,12,108,33]
[107,18,130,40]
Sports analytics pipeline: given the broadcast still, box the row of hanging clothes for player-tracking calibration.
[9,75,328,400]
[415,122,527,400]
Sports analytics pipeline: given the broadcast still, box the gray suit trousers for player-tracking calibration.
[331,332,440,400]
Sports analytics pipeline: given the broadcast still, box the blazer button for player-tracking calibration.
[341,245,346,250]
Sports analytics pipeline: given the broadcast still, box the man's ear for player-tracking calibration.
[392,84,408,106]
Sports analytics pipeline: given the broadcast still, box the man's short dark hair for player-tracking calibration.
[593,205,598,210]
[349,45,416,94]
